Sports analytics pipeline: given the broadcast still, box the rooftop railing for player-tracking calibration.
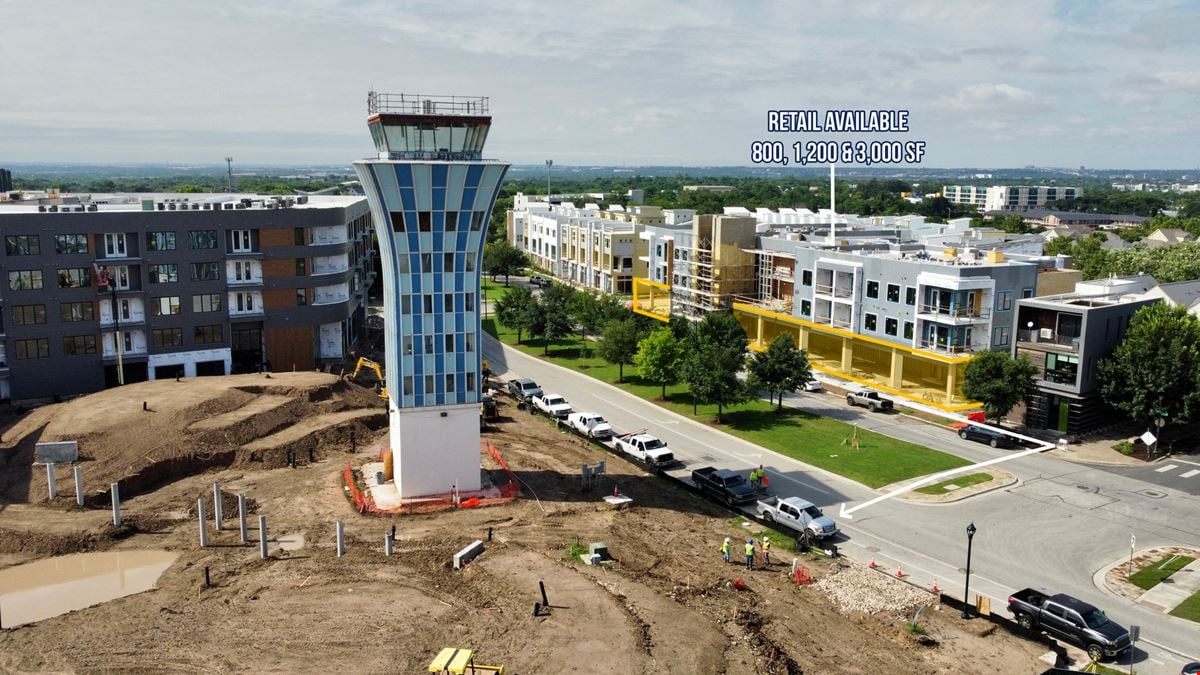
[367,91,489,116]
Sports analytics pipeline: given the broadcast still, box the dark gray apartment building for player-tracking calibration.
[0,193,375,401]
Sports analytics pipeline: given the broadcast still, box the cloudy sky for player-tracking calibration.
[2,0,1198,168]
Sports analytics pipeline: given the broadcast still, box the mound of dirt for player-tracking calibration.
[0,373,386,504]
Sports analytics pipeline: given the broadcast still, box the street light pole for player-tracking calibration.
[961,522,977,619]
[545,159,553,203]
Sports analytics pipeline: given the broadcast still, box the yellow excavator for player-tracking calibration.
[348,357,388,400]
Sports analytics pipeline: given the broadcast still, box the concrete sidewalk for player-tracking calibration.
[1138,558,1200,613]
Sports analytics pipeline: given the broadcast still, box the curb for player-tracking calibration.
[897,472,1020,505]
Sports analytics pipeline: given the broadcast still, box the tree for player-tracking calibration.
[961,350,1037,421]
[531,283,576,356]
[634,327,684,398]
[599,318,641,382]
[483,239,528,286]
[747,334,813,410]
[570,291,607,356]
[682,312,750,423]
[493,285,536,344]
[1098,303,1200,428]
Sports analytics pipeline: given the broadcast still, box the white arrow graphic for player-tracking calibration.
[839,424,1054,520]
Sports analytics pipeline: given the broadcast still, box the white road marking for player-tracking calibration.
[1155,464,1179,473]
[1181,469,1200,479]
[1171,458,1200,468]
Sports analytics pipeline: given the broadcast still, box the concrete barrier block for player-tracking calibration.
[453,539,485,570]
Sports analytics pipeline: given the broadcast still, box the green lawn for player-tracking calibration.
[484,318,971,488]
[915,472,993,495]
[1130,554,1196,591]
[1170,589,1200,623]
[481,277,514,303]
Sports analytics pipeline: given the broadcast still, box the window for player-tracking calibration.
[234,292,255,312]
[444,252,454,272]
[61,301,95,322]
[295,258,307,276]
[230,230,253,252]
[466,372,475,393]
[146,231,176,251]
[866,280,879,299]
[886,283,901,303]
[57,268,91,288]
[864,313,878,331]
[465,333,475,353]
[14,338,49,359]
[885,317,898,336]
[421,253,432,273]
[9,270,43,290]
[403,375,414,396]
[151,296,181,316]
[465,256,475,272]
[470,212,484,231]
[423,295,433,313]
[445,334,455,351]
[1022,287,1035,299]
[424,335,434,354]
[418,212,432,232]
[905,286,917,306]
[903,321,914,340]
[189,230,219,249]
[50,233,87,255]
[802,270,813,287]
[1044,353,1079,384]
[993,326,1010,346]
[445,374,456,394]
[800,299,812,316]
[296,288,307,306]
[149,264,178,283]
[193,294,222,313]
[5,235,40,255]
[425,374,435,394]
[232,261,252,281]
[120,299,131,320]
[465,292,475,309]
[401,295,411,314]
[444,293,453,312]
[63,335,97,355]
[403,336,414,355]
[390,211,406,233]
[12,304,47,325]
[103,233,126,257]
[445,212,458,232]
[152,328,183,348]
[294,227,306,245]
[996,290,1012,311]
[190,262,219,281]
[194,324,223,344]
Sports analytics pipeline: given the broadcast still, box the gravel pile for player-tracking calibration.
[814,565,933,614]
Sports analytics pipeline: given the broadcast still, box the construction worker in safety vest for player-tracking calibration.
[749,465,764,488]
[761,535,771,567]
[745,539,755,570]
[720,537,731,563]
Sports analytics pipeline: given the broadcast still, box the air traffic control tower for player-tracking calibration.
[354,92,509,497]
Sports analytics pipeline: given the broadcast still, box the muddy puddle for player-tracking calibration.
[0,550,177,627]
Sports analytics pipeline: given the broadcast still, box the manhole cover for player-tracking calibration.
[700,455,715,462]
[1139,489,1166,499]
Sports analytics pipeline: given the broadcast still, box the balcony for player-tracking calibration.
[227,276,264,287]
[1017,329,1080,351]
[311,264,350,277]
[917,340,979,355]
[814,283,853,299]
[918,303,991,322]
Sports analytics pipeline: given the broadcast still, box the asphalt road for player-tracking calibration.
[1103,457,1200,497]
[483,332,1200,673]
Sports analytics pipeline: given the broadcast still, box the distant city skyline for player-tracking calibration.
[2,1,1199,168]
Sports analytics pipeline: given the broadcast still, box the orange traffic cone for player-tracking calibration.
[869,558,877,569]
[896,566,904,578]
[613,485,619,497]
[932,579,940,593]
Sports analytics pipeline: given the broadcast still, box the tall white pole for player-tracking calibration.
[110,482,121,526]
[212,482,223,530]
[74,465,84,506]
[197,498,208,547]
[828,164,836,245]
[258,515,269,559]
[238,494,248,544]
[336,520,345,557]
[46,463,57,500]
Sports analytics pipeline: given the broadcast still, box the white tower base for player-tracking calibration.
[392,403,482,497]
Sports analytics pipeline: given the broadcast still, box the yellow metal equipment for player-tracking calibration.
[348,357,388,400]
[428,647,504,674]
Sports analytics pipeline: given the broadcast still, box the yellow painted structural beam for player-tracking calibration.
[733,302,979,412]
[632,277,671,322]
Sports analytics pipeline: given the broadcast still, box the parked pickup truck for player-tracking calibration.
[691,466,758,505]
[567,412,614,440]
[1007,589,1131,662]
[614,433,676,468]
[846,388,894,412]
[507,378,543,403]
[755,496,838,539]
[533,393,573,419]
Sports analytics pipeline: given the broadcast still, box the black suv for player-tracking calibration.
[958,424,1016,448]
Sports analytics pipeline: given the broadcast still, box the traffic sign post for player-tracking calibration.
[1128,533,1136,579]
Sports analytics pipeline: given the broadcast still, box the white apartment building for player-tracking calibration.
[943,185,1083,212]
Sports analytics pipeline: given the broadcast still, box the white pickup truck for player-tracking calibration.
[533,393,573,419]
[755,496,839,539]
[614,433,676,468]
[568,411,614,440]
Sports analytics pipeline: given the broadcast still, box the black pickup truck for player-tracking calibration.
[1008,589,1131,662]
[691,467,758,505]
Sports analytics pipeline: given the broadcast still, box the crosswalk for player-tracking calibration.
[1150,461,1200,479]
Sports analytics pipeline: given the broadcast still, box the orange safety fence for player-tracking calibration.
[343,463,375,514]
[344,442,520,516]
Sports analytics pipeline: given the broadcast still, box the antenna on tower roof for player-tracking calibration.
[225,157,234,193]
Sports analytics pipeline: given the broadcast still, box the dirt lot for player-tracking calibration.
[0,378,1051,673]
